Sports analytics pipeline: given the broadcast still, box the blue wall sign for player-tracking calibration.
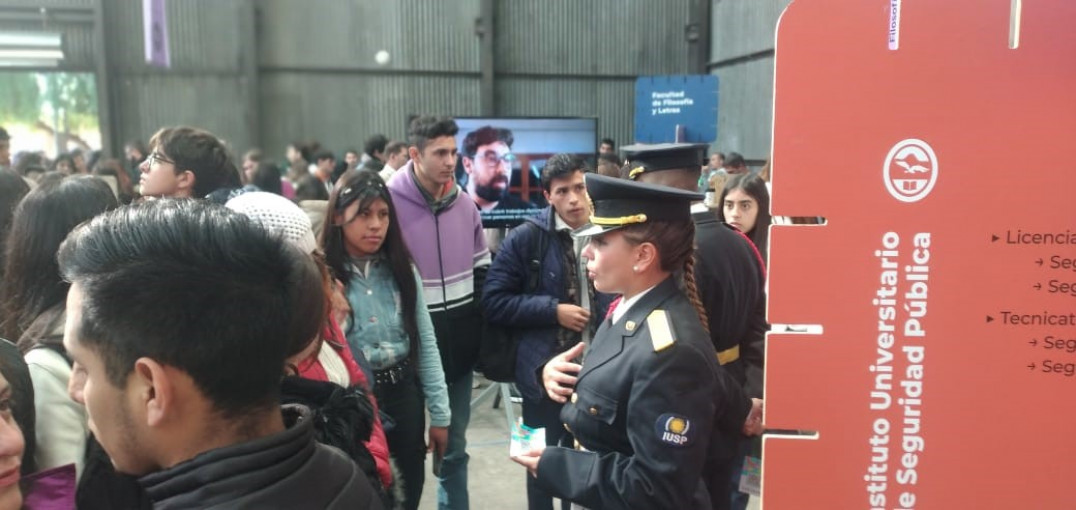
[634,75,718,144]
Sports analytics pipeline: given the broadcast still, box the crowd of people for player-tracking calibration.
[0,119,774,510]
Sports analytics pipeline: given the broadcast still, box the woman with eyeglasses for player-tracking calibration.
[321,170,451,510]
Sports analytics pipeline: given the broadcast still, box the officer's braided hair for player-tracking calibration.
[621,218,709,334]
[681,252,709,335]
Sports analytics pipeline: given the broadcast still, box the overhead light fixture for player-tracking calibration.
[0,32,62,47]
[0,49,64,59]
[0,31,64,67]
[0,58,59,67]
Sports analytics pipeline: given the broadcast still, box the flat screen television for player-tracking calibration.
[453,117,598,228]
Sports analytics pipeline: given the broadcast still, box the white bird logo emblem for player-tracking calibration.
[895,159,930,174]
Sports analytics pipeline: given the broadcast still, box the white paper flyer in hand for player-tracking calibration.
[738,455,761,497]
[509,419,545,457]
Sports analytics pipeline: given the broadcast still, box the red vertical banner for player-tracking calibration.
[763,1,1076,508]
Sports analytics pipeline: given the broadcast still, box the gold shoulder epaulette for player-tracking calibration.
[647,309,676,352]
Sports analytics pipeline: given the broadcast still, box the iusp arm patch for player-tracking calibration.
[655,413,692,447]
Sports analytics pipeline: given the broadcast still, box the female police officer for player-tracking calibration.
[511,173,726,509]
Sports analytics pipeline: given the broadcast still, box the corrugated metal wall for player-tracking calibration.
[495,78,636,148]
[495,0,693,148]
[709,0,792,162]
[255,0,695,159]
[2,0,700,160]
[495,0,691,76]
[106,0,245,72]
[258,0,480,73]
[102,0,253,154]
[121,0,698,159]
[112,74,249,150]
[259,73,482,159]
[256,0,483,159]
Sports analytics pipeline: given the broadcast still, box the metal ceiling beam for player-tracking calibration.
[477,0,495,116]
[91,0,115,157]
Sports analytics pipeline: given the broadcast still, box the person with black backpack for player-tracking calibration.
[481,154,614,510]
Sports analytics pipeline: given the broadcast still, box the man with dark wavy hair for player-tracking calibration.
[61,200,381,509]
[138,126,241,199]
[482,154,614,510]
[461,125,536,212]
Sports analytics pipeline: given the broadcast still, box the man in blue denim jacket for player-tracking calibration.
[482,154,614,510]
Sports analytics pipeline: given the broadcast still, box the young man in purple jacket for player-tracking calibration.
[386,116,490,510]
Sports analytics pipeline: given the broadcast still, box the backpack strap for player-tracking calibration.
[525,221,548,293]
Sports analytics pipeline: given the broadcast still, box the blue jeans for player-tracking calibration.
[437,371,473,510]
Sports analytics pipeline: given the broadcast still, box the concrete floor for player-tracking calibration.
[417,376,761,510]
[418,377,526,509]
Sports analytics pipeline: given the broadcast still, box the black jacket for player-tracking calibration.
[693,209,767,399]
[534,277,725,509]
[482,207,615,401]
[693,210,769,509]
[280,375,392,508]
[359,158,385,174]
[139,405,382,509]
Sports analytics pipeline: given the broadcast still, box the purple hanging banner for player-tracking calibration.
[143,0,170,67]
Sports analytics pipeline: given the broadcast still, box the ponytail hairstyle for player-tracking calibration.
[620,218,710,334]
[321,170,420,365]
